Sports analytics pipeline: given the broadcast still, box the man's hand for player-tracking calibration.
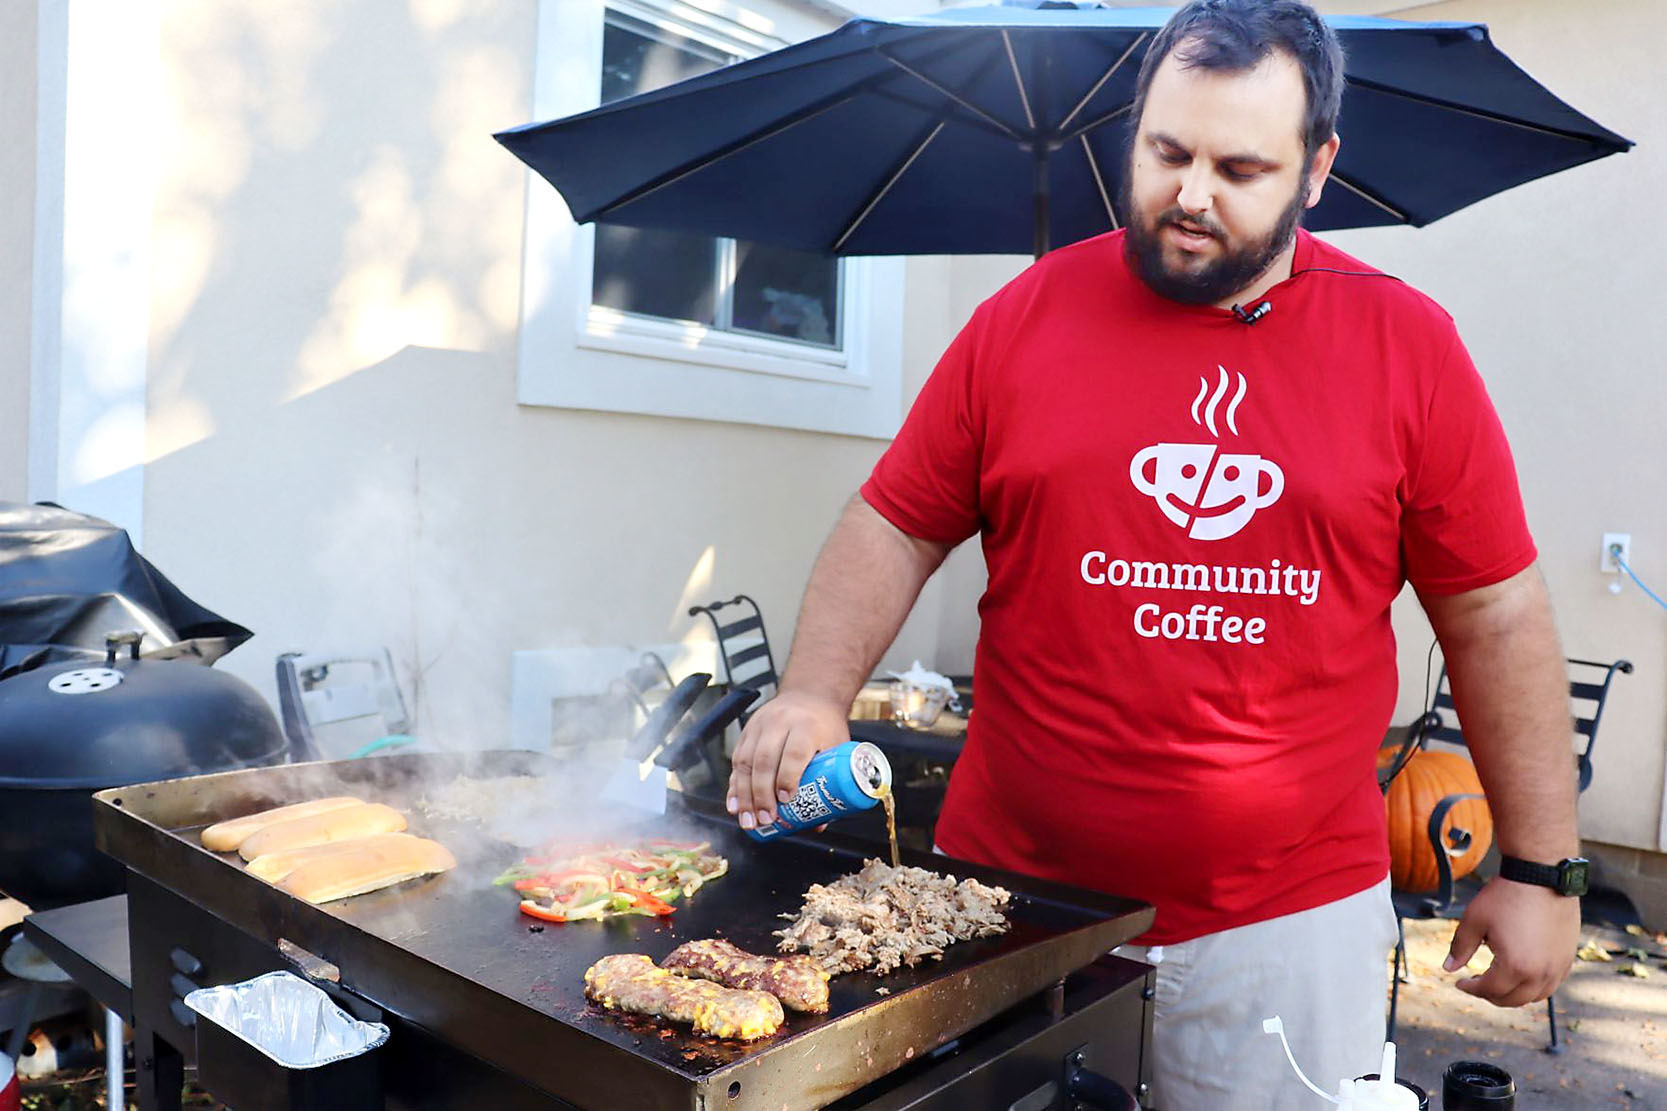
[726,690,851,830]
[1443,877,1580,1006]
[721,496,953,831]
[1421,565,1580,1006]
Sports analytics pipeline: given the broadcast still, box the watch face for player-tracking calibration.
[1560,859,1590,897]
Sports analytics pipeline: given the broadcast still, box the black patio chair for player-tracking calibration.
[688,595,779,712]
[1383,651,1633,1052]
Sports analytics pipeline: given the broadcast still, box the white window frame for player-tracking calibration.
[516,0,905,439]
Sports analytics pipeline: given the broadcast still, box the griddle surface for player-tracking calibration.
[97,753,1154,1105]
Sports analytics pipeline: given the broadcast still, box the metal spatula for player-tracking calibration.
[602,673,709,814]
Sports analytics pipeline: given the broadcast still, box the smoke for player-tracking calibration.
[270,446,736,928]
[303,454,517,754]
[170,746,722,947]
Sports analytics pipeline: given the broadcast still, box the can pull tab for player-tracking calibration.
[103,630,144,665]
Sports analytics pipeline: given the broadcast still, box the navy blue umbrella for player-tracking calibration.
[495,2,1631,258]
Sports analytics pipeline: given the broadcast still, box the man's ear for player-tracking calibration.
[1303,133,1342,210]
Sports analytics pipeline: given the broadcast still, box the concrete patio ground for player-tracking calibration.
[1392,916,1667,1109]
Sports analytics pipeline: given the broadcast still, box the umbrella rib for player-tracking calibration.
[1002,31,1037,131]
[870,87,1019,144]
[586,92,861,221]
[1080,134,1119,231]
[1344,75,1629,148]
[865,37,1024,144]
[832,120,947,253]
[1327,169,1411,223]
[1057,33,1148,135]
[1058,102,1136,147]
[878,46,1025,141]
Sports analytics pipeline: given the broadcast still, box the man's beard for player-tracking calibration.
[1122,180,1308,307]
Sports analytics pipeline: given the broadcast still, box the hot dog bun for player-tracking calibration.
[279,835,456,904]
[237,802,407,861]
[201,796,364,853]
[245,832,427,884]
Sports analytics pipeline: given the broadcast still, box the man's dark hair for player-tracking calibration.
[1129,0,1345,163]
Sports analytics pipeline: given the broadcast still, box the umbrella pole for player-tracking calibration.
[1033,146,1050,260]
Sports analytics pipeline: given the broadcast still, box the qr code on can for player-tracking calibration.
[785,781,833,823]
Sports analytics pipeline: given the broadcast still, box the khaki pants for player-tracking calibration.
[1115,877,1398,1111]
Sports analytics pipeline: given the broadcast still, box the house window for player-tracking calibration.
[516,0,905,439]
[591,12,843,351]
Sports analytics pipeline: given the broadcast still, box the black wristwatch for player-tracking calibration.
[1499,856,1589,897]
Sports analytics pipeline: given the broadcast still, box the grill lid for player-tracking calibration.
[0,641,288,787]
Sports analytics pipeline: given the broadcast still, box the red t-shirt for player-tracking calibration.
[861,229,1537,944]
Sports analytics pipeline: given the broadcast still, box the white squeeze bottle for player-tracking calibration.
[1263,1017,1421,1109]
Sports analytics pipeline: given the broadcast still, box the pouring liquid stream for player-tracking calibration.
[882,791,900,868]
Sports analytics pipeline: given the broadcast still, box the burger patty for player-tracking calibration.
[662,939,830,1013]
[583,954,784,1040]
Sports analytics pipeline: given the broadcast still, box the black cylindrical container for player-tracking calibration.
[1443,1061,1514,1109]
[1358,1075,1430,1111]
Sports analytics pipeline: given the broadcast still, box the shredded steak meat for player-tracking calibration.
[583,954,784,1040]
[663,939,830,1013]
[774,859,1011,975]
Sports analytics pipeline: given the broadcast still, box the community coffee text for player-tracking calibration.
[1078,551,1322,645]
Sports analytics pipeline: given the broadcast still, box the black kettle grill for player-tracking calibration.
[0,501,287,909]
[0,630,290,909]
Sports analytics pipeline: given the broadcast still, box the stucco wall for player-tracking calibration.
[1322,0,1667,852]
[0,3,37,503]
[134,1,969,747]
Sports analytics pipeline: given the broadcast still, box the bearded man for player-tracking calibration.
[725,2,1581,1105]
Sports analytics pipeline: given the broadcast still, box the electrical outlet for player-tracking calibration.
[1601,533,1631,573]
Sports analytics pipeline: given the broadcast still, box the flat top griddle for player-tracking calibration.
[95,752,1153,1110]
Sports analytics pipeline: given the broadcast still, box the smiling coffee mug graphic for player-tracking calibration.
[1130,442,1284,541]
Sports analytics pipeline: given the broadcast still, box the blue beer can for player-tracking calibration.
[747,741,892,841]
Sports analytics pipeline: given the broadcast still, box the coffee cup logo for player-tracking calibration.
[1129,368,1284,541]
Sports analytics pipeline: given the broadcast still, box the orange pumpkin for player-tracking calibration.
[1380,747,1494,893]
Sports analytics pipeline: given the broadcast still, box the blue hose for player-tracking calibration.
[348,734,418,759]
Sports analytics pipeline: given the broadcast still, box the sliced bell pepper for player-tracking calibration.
[557,896,613,921]
[493,865,542,887]
[513,869,609,894]
[519,900,568,923]
[617,888,675,916]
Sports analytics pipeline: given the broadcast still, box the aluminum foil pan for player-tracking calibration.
[184,971,389,1069]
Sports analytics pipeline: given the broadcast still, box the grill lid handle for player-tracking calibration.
[104,630,144,665]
